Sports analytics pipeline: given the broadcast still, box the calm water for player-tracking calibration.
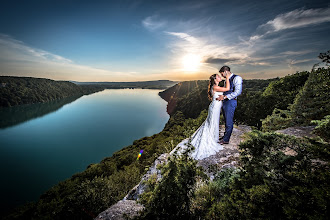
[0,89,169,212]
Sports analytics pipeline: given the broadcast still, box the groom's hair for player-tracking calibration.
[219,66,230,73]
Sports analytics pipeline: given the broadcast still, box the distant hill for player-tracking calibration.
[0,76,104,108]
[70,80,178,89]
[0,77,178,108]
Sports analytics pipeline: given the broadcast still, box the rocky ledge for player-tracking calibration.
[94,124,252,220]
[275,125,316,138]
[94,125,320,220]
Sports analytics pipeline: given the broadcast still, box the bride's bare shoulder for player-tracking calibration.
[212,85,224,92]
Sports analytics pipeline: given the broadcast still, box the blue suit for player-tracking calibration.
[222,74,243,142]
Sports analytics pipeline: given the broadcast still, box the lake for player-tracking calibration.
[0,89,169,213]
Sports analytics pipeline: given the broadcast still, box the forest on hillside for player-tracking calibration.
[3,52,329,219]
[0,76,104,108]
[72,80,177,89]
[0,77,177,108]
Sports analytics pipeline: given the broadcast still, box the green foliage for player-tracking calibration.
[159,80,209,115]
[137,140,200,219]
[262,71,310,110]
[77,80,177,89]
[317,50,330,66]
[235,90,274,128]
[238,71,309,129]
[70,165,141,218]
[204,131,329,219]
[291,67,330,124]
[161,74,310,129]
[161,78,280,129]
[191,168,240,219]
[0,76,103,108]
[312,115,330,142]
[261,67,330,131]
[5,67,328,219]
[5,106,208,219]
[261,108,294,131]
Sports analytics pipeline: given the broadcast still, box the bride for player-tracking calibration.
[170,73,230,160]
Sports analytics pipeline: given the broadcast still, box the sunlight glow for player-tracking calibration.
[182,54,202,72]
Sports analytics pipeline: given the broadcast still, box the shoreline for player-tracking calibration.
[1,87,173,217]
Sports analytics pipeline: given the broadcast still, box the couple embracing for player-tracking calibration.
[170,66,243,160]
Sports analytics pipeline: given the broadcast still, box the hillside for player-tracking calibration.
[96,67,329,220]
[3,67,329,220]
[0,76,104,108]
[0,77,177,108]
[71,80,177,89]
[159,78,280,128]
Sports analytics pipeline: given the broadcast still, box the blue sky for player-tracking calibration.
[0,0,329,82]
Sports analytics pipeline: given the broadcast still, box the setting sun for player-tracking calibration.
[182,54,202,72]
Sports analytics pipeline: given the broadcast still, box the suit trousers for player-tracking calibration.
[222,99,237,142]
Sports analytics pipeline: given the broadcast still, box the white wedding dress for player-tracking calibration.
[169,89,224,160]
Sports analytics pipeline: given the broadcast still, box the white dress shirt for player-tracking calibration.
[225,73,243,100]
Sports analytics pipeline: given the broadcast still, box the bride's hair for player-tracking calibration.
[208,74,217,101]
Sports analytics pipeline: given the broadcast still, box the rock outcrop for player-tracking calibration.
[94,200,144,220]
[94,125,321,220]
[275,126,316,139]
[94,124,252,220]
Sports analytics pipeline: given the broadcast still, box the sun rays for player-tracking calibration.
[181,54,202,72]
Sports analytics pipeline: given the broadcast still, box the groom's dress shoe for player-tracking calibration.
[219,140,229,144]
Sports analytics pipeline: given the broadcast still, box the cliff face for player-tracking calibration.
[158,80,207,115]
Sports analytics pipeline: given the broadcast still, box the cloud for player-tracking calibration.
[0,34,73,64]
[249,7,330,42]
[164,31,250,67]
[203,57,240,64]
[289,58,315,65]
[140,6,328,80]
[142,15,167,31]
[164,31,200,44]
[0,34,135,82]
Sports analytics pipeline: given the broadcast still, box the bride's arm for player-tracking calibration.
[213,76,230,92]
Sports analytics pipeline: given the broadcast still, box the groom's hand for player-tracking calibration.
[216,95,224,101]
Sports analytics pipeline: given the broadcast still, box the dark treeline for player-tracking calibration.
[159,71,314,129]
[159,77,280,128]
[0,76,104,108]
[72,79,177,89]
[0,77,177,108]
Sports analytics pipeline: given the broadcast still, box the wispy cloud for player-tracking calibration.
[164,31,200,44]
[248,7,330,43]
[0,34,137,82]
[142,15,167,31]
[0,34,73,64]
[145,5,327,79]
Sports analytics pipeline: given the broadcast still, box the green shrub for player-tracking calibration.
[191,168,240,219]
[312,115,330,142]
[291,67,330,124]
[206,131,329,219]
[137,140,201,219]
[261,108,294,131]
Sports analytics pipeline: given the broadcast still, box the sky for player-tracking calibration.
[0,0,329,82]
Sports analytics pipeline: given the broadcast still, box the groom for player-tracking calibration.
[216,66,243,144]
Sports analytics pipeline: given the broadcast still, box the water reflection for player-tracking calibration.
[0,94,83,129]
[0,89,169,214]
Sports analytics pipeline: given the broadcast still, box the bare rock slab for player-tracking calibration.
[94,200,144,220]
